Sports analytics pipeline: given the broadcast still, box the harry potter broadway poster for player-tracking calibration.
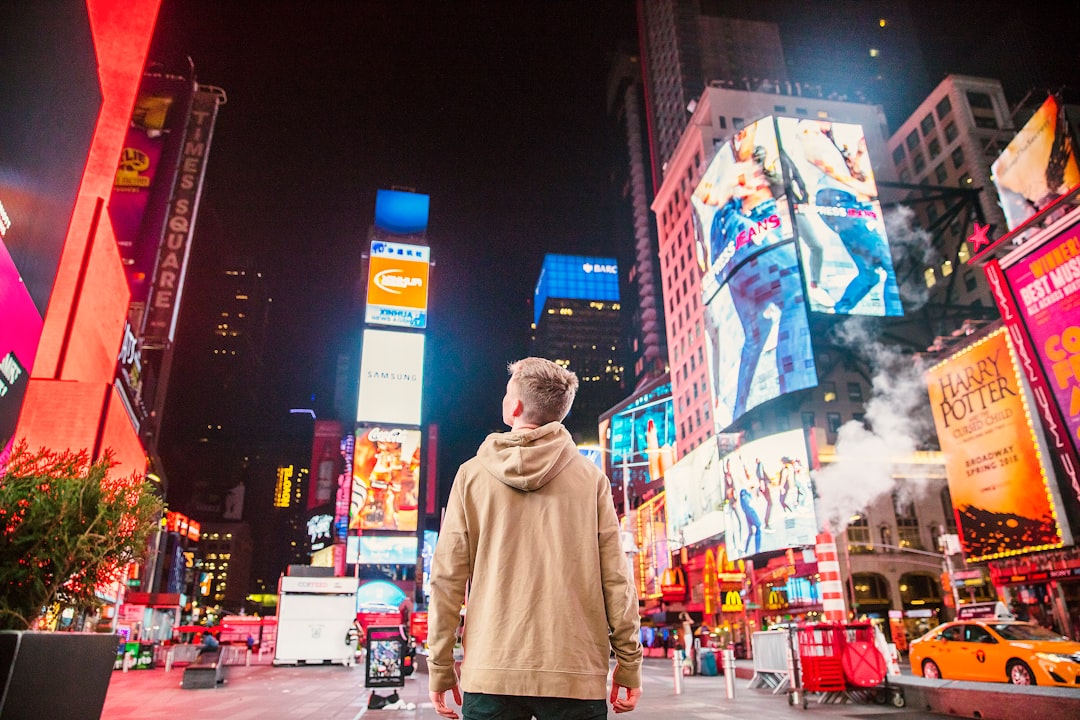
[926,328,1067,562]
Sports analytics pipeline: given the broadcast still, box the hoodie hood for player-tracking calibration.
[476,421,579,491]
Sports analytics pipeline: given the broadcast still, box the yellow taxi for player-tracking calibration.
[909,619,1080,686]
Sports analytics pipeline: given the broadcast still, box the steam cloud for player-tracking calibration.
[883,204,936,312]
[813,317,937,534]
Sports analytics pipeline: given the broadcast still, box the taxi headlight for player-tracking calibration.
[1034,652,1079,664]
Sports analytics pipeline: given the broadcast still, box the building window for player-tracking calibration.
[893,492,922,549]
[801,411,816,429]
[899,168,911,183]
[964,272,978,291]
[951,146,965,169]
[940,487,957,533]
[935,95,952,120]
[927,203,939,222]
[905,130,919,151]
[943,122,958,143]
[973,114,998,130]
[966,91,994,109]
[847,382,863,402]
[892,145,906,165]
[823,382,837,402]
[928,137,941,160]
[848,514,872,553]
[941,259,953,277]
[934,163,948,184]
[827,412,842,434]
[912,153,926,174]
[920,113,935,136]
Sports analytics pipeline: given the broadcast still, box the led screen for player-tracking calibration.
[421,529,438,598]
[0,239,43,452]
[1002,220,1080,460]
[309,419,342,510]
[347,535,418,565]
[775,117,902,316]
[691,116,793,302]
[634,493,669,599]
[603,381,675,496]
[351,426,421,532]
[926,328,1066,562]
[356,329,425,426]
[374,189,430,235]
[703,242,816,430]
[665,441,724,550]
[365,240,430,329]
[533,253,619,324]
[992,95,1080,231]
[722,429,817,561]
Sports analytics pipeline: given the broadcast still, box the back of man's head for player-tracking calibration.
[508,357,578,425]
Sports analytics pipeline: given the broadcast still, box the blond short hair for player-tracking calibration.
[507,357,579,424]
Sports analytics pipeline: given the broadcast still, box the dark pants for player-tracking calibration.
[462,692,607,720]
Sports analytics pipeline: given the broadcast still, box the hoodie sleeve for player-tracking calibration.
[596,476,643,688]
[427,469,472,693]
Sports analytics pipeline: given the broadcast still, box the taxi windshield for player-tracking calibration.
[991,623,1066,641]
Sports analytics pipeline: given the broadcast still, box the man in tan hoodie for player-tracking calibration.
[428,357,643,719]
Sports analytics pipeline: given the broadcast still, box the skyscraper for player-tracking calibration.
[530,254,625,444]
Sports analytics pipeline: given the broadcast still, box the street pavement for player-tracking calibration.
[100,657,952,720]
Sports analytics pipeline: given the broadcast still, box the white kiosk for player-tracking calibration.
[274,575,359,665]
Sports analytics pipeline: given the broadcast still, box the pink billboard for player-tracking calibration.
[0,239,44,454]
[308,419,342,510]
[1002,218,1080,461]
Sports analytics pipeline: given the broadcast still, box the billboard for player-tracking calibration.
[365,240,430,329]
[703,242,816,430]
[691,116,793,302]
[374,189,430,235]
[309,419,342,510]
[633,493,669,600]
[665,440,724,550]
[926,329,1067,562]
[1001,220,1080,462]
[351,426,421,532]
[356,329,425,426]
[992,94,1080,231]
[0,239,43,453]
[109,76,193,305]
[601,378,675,495]
[721,429,817,561]
[533,254,619,325]
[775,117,902,316]
[346,535,418,565]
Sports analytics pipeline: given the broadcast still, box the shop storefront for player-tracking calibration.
[989,548,1080,640]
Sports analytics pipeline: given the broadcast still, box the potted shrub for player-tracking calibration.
[0,441,163,719]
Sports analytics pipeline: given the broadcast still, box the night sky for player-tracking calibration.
[144,1,1078,501]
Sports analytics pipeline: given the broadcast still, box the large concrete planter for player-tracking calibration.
[0,630,118,719]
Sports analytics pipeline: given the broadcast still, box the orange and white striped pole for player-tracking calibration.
[815,531,847,623]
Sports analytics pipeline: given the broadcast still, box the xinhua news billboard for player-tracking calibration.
[365,240,430,329]
[356,329,425,426]
[925,328,1068,562]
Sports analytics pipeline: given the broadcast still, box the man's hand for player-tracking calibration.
[430,686,463,719]
[609,680,641,713]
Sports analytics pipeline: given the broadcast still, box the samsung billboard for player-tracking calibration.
[356,329,425,426]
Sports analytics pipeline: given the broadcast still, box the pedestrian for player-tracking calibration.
[345,619,364,668]
[427,357,643,719]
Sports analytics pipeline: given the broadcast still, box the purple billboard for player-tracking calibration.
[1002,219,1080,460]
